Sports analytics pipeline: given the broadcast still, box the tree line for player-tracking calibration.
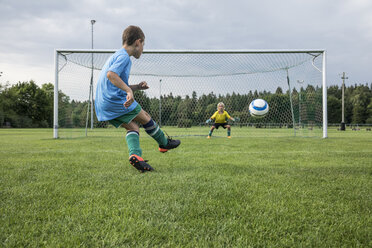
[0,81,371,128]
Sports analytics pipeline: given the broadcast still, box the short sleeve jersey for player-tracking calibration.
[211,111,231,123]
[94,48,138,121]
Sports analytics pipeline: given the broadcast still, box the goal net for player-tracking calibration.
[54,49,327,138]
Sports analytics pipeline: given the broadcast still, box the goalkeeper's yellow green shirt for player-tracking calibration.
[211,111,231,123]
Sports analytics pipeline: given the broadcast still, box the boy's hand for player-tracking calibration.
[138,81,149,90]
[206,119,211,124]
[124,91,134,108]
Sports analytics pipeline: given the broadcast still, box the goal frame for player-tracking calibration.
[53,49,327,138]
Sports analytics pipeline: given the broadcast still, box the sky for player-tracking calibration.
[0,0,371,88]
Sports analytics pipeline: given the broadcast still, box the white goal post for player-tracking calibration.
[54,49,327,138]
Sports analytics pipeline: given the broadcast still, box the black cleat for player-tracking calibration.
[159,138,181,153]
[129,155,154,173]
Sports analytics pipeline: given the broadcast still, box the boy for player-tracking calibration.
[95,25,180,173]
[206,102,235,138]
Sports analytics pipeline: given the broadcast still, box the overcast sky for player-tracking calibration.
[0,0,371,87]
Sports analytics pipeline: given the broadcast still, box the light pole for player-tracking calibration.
[340,72,348,131]
[90,20,96,129]
[297,80,304,127]
[85,20,96,136]
[91,20,96,48]
[159,79,162,127]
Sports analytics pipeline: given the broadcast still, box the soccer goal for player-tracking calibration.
[54,49,327,139]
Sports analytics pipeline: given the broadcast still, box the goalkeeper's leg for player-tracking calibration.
[208,126,215,138]
[227,125,231,138]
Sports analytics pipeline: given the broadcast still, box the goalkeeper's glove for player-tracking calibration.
[234,117,240,122]
[205,119,212,124]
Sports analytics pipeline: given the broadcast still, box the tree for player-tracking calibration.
[275,87,283,95]
[41,83,54,127]
[366,101,372,124]
[350,85,371,123]
[0,83,9,127]
[327,95,341,123]
[2,80,371,129]
[327,85,341,99]
[0,81,51,127]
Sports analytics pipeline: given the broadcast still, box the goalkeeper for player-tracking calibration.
[206,102,236,139]
[95,25,180,173]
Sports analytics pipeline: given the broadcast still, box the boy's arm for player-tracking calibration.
[225,112,235,121]
[206,112,217,124]
[210,111,217,120]
[107,71,134,108]
[129,81,149,91]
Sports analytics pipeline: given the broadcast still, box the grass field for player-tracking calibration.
[1,128,371,247]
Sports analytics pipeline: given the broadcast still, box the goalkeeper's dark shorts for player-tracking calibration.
[213,122,228,129]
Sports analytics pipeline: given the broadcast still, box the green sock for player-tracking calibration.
[153,128,168,146]
[126,131,142,157]
[227,130,231,136]
[143,120,168,146]
[209,130,213,136]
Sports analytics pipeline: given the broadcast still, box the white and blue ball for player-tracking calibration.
[249,99,269,117]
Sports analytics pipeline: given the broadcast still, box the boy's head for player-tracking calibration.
[217,102,225,111]
[122,25,145,59]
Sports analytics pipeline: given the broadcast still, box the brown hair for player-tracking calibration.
[122,25,145,45]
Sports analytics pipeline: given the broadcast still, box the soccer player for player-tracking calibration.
[206,102,235,138]
[95,25,180,173]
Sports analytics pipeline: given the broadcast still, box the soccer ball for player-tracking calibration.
[249,99,269,117]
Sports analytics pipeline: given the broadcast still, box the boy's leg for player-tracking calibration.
[126,130,142,157]
[134,109,180,152]
[227,125,231,138]
[134,110,167,146]
[121,121,142,156]
[121,121,153,172]
[143,119,168,147]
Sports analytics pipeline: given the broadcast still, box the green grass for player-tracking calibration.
[1,128,371,247]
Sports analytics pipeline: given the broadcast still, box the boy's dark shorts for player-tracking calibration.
[109,104,142,128]
[213,123,228,129]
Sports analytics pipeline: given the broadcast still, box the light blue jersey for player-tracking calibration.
[95,48,138,121]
